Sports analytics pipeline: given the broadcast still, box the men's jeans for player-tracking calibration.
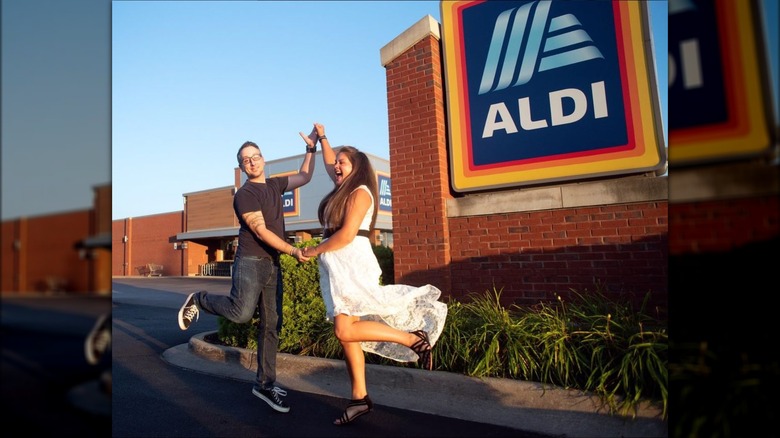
[197,255,283,389]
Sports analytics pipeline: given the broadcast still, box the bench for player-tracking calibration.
[137,263,164,277]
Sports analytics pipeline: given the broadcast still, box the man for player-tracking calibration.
[177,126,318,413]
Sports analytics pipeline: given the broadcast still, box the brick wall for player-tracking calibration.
[1,210,91,293]
[448,203,667,306]
[669,196,779,255]
[1,184,111,294]
[386,30,452,296]
[112,212,184,277]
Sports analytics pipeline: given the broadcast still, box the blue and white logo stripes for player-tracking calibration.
[478,0,604,95]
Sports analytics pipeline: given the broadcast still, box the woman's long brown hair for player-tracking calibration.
[317,146,378,231]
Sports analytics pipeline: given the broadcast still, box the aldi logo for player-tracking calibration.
[377,173,392,213]
[441,0,666,192]
[477,2,605,93]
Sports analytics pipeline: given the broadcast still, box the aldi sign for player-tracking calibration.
[441,0,666,192]
[267,171,299,217]
[377,173,392,213]
[282,190,298,216]
[668,0,773,165]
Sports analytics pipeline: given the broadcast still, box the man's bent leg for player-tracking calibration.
[198,256,264,323]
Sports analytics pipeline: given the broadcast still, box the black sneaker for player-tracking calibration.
[252,385,290,413]
[85,313,111,365]
[177,292,200,330]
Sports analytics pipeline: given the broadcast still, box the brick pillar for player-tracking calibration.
[124,217,132,277]
[382,16,452,296]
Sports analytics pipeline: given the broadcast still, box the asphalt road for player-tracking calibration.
[0,294,112,436]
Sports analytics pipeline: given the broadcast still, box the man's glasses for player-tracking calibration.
[241,154,262,165]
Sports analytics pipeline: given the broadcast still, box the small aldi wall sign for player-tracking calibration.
[271,171,300,217]
[376,172,392,214]
[441,0,666,192]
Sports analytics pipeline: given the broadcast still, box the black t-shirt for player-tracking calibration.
[233,176,289,261]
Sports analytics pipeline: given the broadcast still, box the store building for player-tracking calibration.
[2,184,111,294]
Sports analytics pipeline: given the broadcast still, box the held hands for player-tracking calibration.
[301,246,318,258]
[299,125,318,150]
[314,123,325,140]
[290,247,310,263]
[298,122,326,151]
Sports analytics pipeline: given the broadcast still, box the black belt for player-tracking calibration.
[323,228,371,239]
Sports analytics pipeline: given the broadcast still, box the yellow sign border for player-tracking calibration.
[441,1,666,192]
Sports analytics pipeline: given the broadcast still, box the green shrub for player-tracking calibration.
[278,239,324,353]
[372,244,394,284]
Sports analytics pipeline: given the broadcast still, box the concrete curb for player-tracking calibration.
[162,331,667,437]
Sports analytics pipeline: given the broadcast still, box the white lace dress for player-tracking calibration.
[318,185,448,362]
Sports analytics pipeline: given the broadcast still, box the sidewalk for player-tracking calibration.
[162,331,667,438]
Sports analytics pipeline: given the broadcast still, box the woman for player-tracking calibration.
[302,123,448,426]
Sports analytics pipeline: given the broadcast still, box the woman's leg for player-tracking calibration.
[333,314,419,347]
[333,315,374,425]
[341,337,367,399]
[334,313,433,372]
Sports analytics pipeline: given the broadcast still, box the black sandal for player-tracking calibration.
[410,330,433,371]
[333,395,373,426]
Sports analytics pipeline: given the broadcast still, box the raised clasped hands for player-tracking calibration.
[313,122,325,139]
[299,124,318,149]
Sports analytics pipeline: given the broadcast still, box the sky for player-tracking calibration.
[1,1,777,222]
[2,0,111,221]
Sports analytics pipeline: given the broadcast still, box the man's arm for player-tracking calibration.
[242,210,308,262]
[286,126,318,190]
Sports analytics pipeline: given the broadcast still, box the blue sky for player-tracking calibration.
[2,0,111,221]
[1,1,777,221]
